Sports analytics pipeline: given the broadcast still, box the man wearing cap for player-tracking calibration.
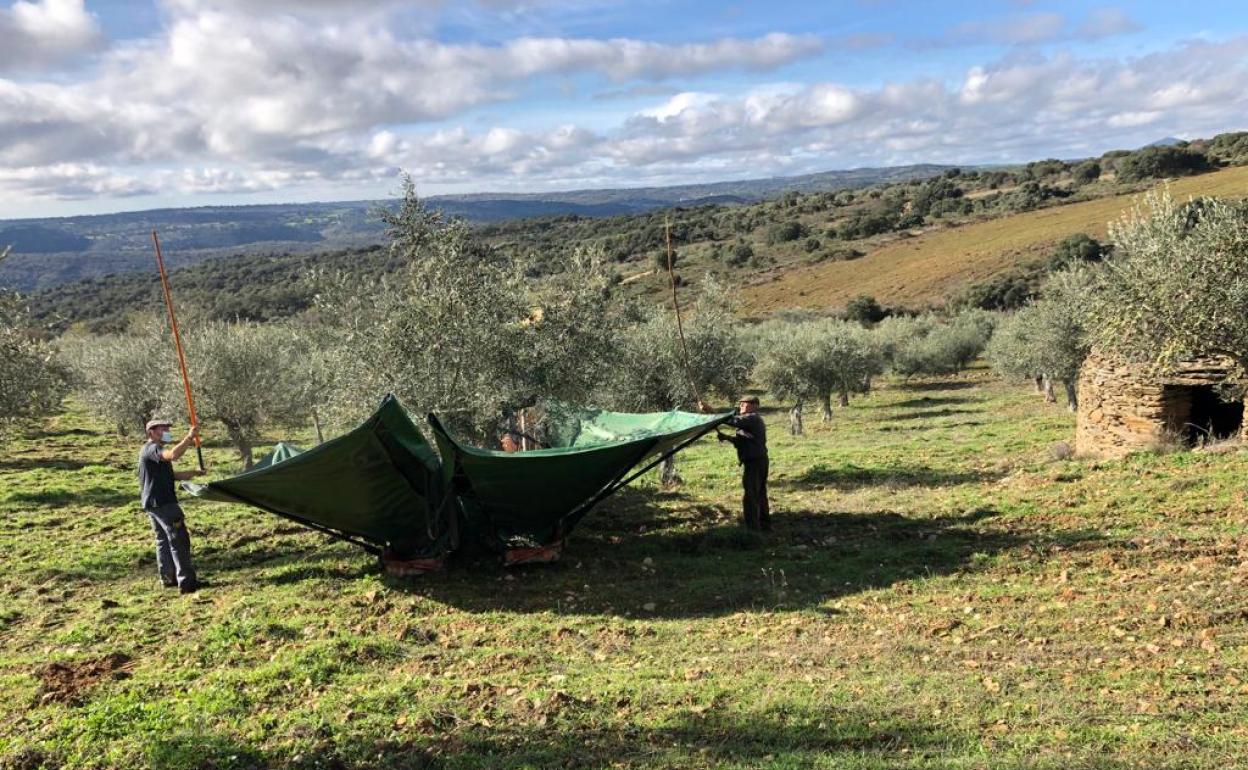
[138,419,204,593]
[701,395,770,531]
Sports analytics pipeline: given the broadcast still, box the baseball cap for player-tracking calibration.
[737,394,760,404]
[145,418,173,431]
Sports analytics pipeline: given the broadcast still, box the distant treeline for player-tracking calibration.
[31,245,401,333]
[25,131,1248,332]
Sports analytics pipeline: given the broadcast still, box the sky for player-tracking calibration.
[1,0,1247,219]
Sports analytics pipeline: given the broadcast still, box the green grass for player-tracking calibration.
[3,369,1247,769]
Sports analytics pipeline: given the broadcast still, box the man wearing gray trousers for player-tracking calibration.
[138,418,204,593]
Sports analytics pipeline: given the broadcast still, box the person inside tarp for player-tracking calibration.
[701,395,770,531]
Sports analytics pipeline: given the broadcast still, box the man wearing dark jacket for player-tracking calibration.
[138,418,204,593]
[703,395,770,531]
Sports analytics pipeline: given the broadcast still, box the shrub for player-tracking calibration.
[1116,146,1211,182]
[1072,161,1101,185]
[844,295,886,326]
[726,241,754,267]
[958,271,1040,311]
[1050,233,1107,269]
[766,221,808,244]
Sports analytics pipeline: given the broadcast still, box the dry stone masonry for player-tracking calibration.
[1076,351,1246,458]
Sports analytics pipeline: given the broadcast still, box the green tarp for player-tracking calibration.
[253,441,303,470]
[429,406,733,551]
[187,396,450,558]
[188,396,733,560]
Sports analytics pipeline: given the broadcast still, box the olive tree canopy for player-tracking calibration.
[316,178,626,441]
[1091,191,1248,374]
[1,291,67,438]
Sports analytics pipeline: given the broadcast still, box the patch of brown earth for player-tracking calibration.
[35,652,132,706]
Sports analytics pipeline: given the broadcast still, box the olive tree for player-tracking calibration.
[0,290,68,439]
[812,321,885,415]
[987,266,1096,410]
[748,319,881,433]
[316,178,625,441]
[605,287,752,484]
[1091,191,1248,374]
[179,320,306,469]
[59,318,174,435]
[878,313,991,378]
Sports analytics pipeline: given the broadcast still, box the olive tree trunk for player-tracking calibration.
[1042,375,1057,403]
[312,408,325,444]
[224,422,255,470]
[659,456,683,488]
[789,401,804,436]
[1063,379,1078,412]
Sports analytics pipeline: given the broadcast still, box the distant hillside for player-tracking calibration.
[0,164,949,292]
[22,131,1248,330]
[739,164,1248,314]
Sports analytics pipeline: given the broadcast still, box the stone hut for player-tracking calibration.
[1076,351,1246,457]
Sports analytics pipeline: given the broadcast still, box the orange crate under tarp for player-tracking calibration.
[382,548,445,577]
[504,540,564,566]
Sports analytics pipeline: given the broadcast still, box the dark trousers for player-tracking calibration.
[147,502,197,588]
[741,458,770,531]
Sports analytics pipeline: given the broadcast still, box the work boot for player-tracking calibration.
[179,579,209,595]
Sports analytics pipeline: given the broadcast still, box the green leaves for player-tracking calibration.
[1092,190,1248,376]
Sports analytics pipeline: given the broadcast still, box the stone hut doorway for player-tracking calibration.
[1165,384,1244,446]
[1076,351,1247,457]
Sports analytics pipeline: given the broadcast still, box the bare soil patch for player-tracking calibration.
[35,652,132,706]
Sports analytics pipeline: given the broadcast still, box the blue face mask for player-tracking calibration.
[160,430,174,443]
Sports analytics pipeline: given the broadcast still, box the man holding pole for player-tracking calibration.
[138,419,205,593]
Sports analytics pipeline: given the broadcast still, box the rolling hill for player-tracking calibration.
[0,164,949,292]
[739,165,1248,314]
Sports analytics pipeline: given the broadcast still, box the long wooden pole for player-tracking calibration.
[151,230,204,471]
[665,215,703,406]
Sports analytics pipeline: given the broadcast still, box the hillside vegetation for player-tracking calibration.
[0,165,949,292]
[740,164,1248,314]
[22,131,1248,332]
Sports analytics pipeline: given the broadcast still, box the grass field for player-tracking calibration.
[3,369,1247,769]
[741,165,1248,314]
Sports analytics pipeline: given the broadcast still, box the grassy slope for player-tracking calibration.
[741,165,1248,314]
[3,371,1247,769]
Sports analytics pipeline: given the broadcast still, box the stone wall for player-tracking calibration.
[1075,351,1243,458]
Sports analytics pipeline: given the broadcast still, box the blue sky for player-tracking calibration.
[1,0,1246,218]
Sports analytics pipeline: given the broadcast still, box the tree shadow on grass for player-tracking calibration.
[879,408,982,422]
[105,704,965,770]
[396,486,1069,619]
[879,420,985,433]
[890,380,978,392]
[5,486,134,508]
[0,456,98,472]
[886,395,980,409]
[778,463,1002,491]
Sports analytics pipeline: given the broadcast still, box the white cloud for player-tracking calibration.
[0,0,101,73]
[0,3,1245,206]
[929,8,1140,48]
[1078,8,1141,39]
